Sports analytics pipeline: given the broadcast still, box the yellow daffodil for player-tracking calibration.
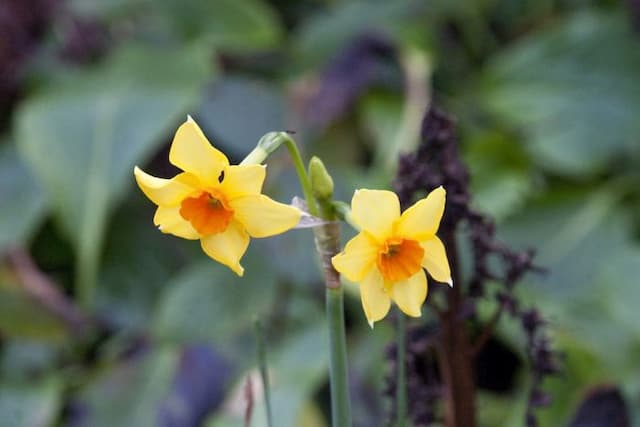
[332,187,452,327]
[134,116,301,276]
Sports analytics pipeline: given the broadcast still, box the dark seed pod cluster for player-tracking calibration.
[387,106,560,426]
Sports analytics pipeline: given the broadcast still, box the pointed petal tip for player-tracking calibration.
[447,279,454,287]
[368,319,375,329]
[186,114,195,123]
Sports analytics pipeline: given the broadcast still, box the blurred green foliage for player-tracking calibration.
[1,0,639,426]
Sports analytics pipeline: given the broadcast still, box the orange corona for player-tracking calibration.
[179,192,234,235]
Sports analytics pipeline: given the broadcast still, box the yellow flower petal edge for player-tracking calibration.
[331,186,452,326]
[331,232,378,283]
[169,116,229,187]
[134,116,302,276]
[360,268,391,328]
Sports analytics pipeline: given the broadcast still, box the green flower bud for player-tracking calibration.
[308,156,334,201]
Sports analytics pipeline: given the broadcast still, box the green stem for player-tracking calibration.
[396,311,408,427]
[254,320,273,427]
[240,132,318,217]
[244,132,350,425]
[327,287,352,427]
[281,138,319,217]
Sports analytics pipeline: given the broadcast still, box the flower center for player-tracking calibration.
[376,238,424,282]
[179,191,233,235]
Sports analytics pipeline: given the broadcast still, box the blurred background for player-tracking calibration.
[1,0,639,426]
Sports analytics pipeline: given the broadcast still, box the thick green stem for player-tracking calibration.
[396,311,408,427]
[254,320,273,427]
[327,287,352,427]
[244,132,351,425]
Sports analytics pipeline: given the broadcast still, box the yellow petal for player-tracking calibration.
[169,116,229,186]
[360,268,391,328]
[331,232,378,282]
[200,220,249,276]
[134,167,197,207]
[220,164,266,200]
[395,186,446,240]
[392,270,427,317]
[229,195,301,238]
[153,205,200,240]
[351,189,400,241]
[420,236,452,286]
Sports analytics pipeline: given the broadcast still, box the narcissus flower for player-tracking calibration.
[134,117,301,276]
[332,187,452,327]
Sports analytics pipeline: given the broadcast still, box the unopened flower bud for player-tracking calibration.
[308,156,334,201]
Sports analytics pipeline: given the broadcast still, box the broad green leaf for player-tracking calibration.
[501,187,626,300]
[0,377,62,426]
[501,187,640,370]
[153,248,278,345]
[69,0,145,18]
[483,11,640,176]
[464,130,534,221]
[70,0,281,51]
[79,346,179,427]
[98,197,197,331]
[155,0,282,50]
[15,44,212,305]
[0,282,68,341]
[207,323,328,427]
[0,340,61,381]
[293,0,430,67]
[359,92,404,170]
[195,77,286,158]
[0,143,47,253]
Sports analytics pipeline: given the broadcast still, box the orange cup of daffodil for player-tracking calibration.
[332,187,452,327]
[134,116,301,276]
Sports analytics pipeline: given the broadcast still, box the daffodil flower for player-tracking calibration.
[332,187,452,327]
[134,116,301,276]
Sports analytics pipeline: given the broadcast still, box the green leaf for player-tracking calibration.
[501,187,626,300]
[70,0,281,51]
[293,0,429,67]
[155,0,282,50]
[0,377,62,426]
[195,77,286,158]
[359,92,404,169]
[69,0,146,18]
[464,130,534,221]
[501,187,640,372]
[0,340,61,381]
[153,249,278,345]
[0,283,68,341]
[0,143,47,253]
[483,11,640,176]
[15,44,212,306]
[207,323,328,427]
[97,197,196,331]
[79,346,179,427]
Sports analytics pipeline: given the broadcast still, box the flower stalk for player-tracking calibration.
[395,311,408,427]
[326,286,352,427]
[247,132,352,426]
[254,319,273,427]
